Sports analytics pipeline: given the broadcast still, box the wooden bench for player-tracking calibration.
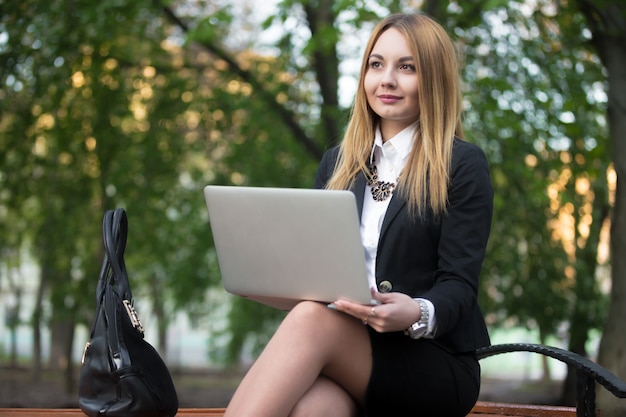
[0,402,579,416]
[1,343,623,417]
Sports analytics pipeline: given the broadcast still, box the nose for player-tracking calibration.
[381,68,397,88]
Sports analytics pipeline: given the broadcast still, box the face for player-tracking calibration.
[364,27,420,140]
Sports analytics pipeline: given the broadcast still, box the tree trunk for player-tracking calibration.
[596,64,626,415]
[49,316,77,394]
[64,321,76,394]
[6,287,21,368]
[561,186,610,405]
[152,279,168,356]
[49,319,73,370]
[31,264,47,382]
[538,330,552,383]
[303,0,341,148]
[578,2,626,416]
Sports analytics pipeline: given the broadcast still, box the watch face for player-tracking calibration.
[409,322,428,339]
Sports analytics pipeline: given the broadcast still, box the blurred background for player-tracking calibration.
[1,0,625,414]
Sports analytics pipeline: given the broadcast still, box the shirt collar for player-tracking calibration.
[369,122,418,163]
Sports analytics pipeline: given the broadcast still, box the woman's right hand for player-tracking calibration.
[329,289,421,333]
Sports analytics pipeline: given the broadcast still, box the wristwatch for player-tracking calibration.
[404,299,430,339]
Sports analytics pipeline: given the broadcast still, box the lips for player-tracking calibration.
[378,94,402,104]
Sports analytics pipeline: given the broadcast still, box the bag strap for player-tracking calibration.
[103,208,132,300]
[95,213,111,305]
[101,208,138,368]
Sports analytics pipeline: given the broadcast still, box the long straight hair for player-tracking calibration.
[325,13,464,217]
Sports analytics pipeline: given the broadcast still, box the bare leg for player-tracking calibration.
[289,376,360,417]
[223,301,372,417]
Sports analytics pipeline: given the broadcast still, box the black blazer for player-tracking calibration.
[314,138,492,353]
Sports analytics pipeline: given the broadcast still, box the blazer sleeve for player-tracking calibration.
[424,140,493,339]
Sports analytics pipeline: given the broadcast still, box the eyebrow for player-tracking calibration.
[368,54,414,62]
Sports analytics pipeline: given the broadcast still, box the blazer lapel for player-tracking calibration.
[352,171,406,239]
[380,193,407,240]
[353,173,367,222]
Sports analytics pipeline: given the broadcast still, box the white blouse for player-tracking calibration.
[360,123,436,336]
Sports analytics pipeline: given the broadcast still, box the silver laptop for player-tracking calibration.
[203,185,372,310]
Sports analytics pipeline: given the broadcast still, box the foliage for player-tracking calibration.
[461,1,609,346]
[0,0,216,357]
[0,0,618,382]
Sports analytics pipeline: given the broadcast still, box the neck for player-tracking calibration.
[379,120,416,142]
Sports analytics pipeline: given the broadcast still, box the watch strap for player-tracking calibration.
[404,299,430,339]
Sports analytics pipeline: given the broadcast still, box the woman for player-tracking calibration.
[223,13,493,417]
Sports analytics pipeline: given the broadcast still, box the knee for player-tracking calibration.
[289,301,329,320]
[289,397,357,417]
[282,301,347,338]
[289,400,341,417]
[288,377,359,417]
[281,301,329,334]
[283,300,365,343]
[287,301,350,329]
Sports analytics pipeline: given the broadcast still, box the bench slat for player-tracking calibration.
[0,402,578,417]
[0,409,228,416]
[470,401,577,416]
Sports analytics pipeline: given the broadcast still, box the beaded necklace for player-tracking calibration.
[366,158,399,202]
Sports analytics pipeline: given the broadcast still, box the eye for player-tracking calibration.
[399,63,416,72]
[368,60,383,69]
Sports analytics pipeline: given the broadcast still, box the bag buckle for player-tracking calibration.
[123,300,145,334]
[81,342,90,365]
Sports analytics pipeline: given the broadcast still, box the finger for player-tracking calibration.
[341,295,378,320]
[371,289,392,304]
[331,299,366,320]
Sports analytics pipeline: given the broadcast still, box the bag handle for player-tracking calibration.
[100,208,132,301]
[100,208,141,368]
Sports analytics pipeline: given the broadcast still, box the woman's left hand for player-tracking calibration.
[329,289,421,333]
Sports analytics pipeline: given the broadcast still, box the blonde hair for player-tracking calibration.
[325,13,464,217]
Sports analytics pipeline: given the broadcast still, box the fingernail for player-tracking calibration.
[327,303,337,310]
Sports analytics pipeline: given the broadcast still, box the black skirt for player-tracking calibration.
[364,328,480,417]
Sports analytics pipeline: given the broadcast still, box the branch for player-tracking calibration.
[157,1,324,160]
[576,0,626,65]
[303,1,342,147]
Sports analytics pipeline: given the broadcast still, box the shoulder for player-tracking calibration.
[321,145,341,164]
[451,137,490,172]
[314,145,341,189]
[449,137,492,195]
[452,137,487,161]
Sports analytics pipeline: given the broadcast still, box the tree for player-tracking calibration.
[162,0,615,383]
[0,0,217,387]
[1,2,623,412]
[460,1,611,403]
[575,1,626,415]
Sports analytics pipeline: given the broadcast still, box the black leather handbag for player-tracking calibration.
[78,208,178,417]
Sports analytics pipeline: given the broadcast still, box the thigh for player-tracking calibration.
[282,301,373,407]
[224,301,372,417]
[289,376,359,417]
